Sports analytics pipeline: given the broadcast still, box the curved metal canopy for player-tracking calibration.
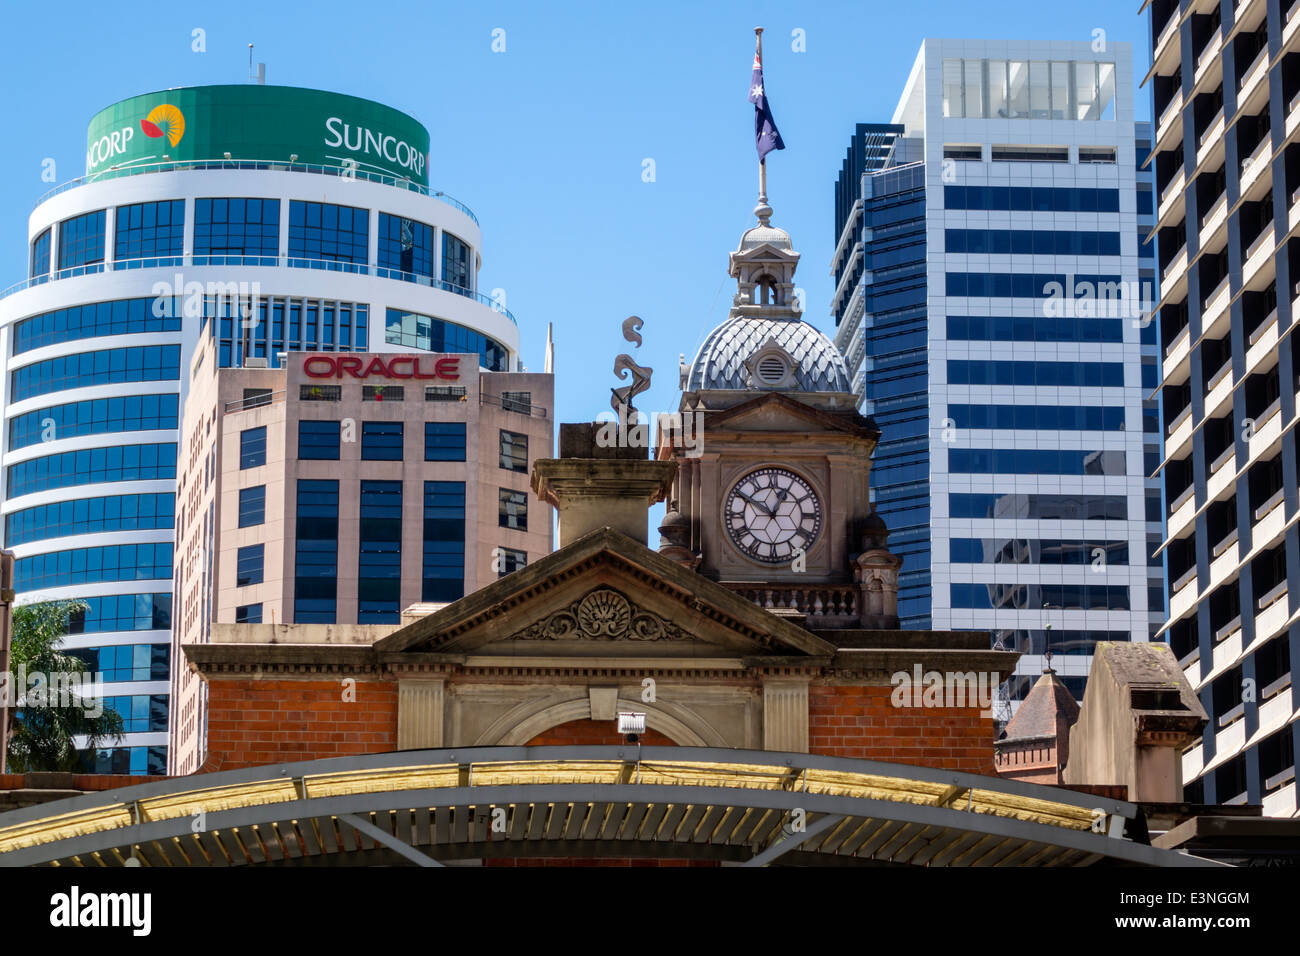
[0,746,1224,867]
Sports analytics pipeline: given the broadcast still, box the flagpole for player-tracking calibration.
[755,27,767,206]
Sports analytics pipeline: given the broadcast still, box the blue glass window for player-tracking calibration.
[1027,630,1133,657]
[441,232,471,292]
[499,430,528,473]
[239,486,266,527]
[79,745,167,775]
[208,296,367,368]
[424,422,466,461]
[113,200,184,267]
[66,595,172,634]
[288,201,369,271]
[358,480,402,624]
[948,493,1127,520]
[295,479,339,623]
[948,448,1127,475]
[498,548,527,576]
[9,393,179,450]
[946,315,1123,343]
[193,198,280,264]
[5,493,174,546]
[236,544,264,586]
[235,603,263,624]
[378,213,434,280]
[70,640,170,675]
[943,185,1120,212]
[945,272,1123,298]
[240,426,267,469]
[950,582,1131,611]
[947,360,1124,387]
[13,298,181,354]
[385,308,508,371]
[949,538,1128,565]
[298,420,341,460]
[7,443,176,498]
[11,345,181,402]
[58,210,106,271]
[947,404,1126,431]
[13,543,173,591]
[423,481,465,602]
[362,421,404,460]
[30,228,51,279]
[1143,407,1160,434]
[102,694,169,733]
[944,228,1121,256]
[499,489,528,530]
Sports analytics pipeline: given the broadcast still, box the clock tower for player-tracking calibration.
[657,196,903,629]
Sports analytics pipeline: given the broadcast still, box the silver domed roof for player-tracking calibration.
[687,316,852,392]
[737,222,793,251]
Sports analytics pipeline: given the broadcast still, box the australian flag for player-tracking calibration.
[749,35,785,161]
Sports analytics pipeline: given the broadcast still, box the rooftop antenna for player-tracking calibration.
[1043,603,1054,672]
[249,43,265,84]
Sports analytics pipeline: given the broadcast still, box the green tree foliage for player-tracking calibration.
[3,600,124,772]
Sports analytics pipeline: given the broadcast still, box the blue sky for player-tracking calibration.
[0,0,1152,429]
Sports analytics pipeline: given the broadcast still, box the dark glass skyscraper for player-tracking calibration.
[834,128,931,626]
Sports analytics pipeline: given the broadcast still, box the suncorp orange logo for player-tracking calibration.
[140,104,185,148]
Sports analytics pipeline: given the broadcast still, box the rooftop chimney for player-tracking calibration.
[1063,642,1207,802]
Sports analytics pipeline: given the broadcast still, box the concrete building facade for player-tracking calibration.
[1144,0,1299,814]
[170,339,552,773]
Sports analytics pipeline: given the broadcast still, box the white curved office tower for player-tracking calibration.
[0,85,522,773]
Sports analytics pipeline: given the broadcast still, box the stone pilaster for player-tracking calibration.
[397,679,445,750]
[762,678,809,753]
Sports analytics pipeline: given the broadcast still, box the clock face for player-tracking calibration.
[725,467,822,564]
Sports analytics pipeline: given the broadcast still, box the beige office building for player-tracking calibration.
[169,337,553,773]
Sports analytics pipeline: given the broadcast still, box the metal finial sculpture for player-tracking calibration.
[611,315,653,417]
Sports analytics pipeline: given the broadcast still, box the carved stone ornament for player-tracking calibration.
[515,588,691,642]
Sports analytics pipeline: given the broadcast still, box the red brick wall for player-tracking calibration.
[0,773,165,791]
[526,719,676,747]
[196,679,992,774]
[808,685,994,775]
[202,678,398,771]
[994,740,1062,784]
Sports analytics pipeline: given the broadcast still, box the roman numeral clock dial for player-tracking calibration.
[724,467,822,564]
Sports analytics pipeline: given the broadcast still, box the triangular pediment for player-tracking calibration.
[706,391,879,437]
[730,241,799,263]
[375,527,835,661]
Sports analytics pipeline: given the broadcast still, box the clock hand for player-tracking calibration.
[736,490,776,517]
